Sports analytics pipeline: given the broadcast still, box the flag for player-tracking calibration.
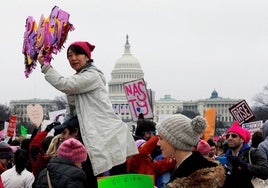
[20,125,27,137]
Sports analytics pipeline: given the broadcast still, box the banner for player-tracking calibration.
[98,174,154,188]
[123,78,153,121]
[204,108,217,141]
[7,115,17,138]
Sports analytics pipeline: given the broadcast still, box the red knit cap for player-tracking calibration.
[57,138,87,163]
[68,41,95,59]
[197,140,211,155]
[227,121,247,142]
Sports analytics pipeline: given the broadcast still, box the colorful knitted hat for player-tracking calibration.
[227,121,247,141]
[67,41,95,59]
[57,138,87,163]
[197,140,211,155]
[156,114,207,151]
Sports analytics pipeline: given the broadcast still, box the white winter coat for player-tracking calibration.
[42,64,138,175]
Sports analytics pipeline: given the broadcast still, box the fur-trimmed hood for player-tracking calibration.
[165,165,225,188]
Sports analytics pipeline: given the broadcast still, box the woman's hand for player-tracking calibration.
[37,49,45,66]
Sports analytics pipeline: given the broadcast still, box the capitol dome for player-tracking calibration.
[108,35,144,100]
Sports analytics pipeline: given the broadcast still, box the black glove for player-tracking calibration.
[45,122,61,133]
[228,156,248,171]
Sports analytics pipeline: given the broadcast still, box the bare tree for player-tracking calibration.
[0,104,10,130]
[252,85,268,121]
[54,95,68,110]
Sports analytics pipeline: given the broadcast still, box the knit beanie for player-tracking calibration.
[67,41,95,59]
[227,121,247,142]
[156,114,207,151]
[135,139,146,148]
[197,140,211,155]
[57,138,87,163]
[0,142,13,159]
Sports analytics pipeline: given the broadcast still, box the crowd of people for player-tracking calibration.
[1,40,268,187]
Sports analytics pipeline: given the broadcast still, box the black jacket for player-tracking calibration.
[32,157,87,188]
[224,144,268,188]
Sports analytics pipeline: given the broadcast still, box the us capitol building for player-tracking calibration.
[108,35,241,125]
[9,35,241,131]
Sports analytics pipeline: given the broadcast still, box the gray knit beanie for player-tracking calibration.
[156,114,207,151]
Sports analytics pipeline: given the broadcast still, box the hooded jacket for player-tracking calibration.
[42,63,138,175]
[258,120,268,160]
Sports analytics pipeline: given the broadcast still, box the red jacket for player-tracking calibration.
[127,136,176,182]
[29,131,51,176]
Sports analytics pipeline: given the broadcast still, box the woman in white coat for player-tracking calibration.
[37,41,138,185]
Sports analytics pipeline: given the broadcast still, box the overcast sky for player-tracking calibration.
[1,0,268,106]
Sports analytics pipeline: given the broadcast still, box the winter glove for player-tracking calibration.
[228,156,248,171]
[45,122,61,133]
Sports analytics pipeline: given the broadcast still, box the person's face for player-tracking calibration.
[67,49,89,71]
[157,134,174,158]
[61,128,78,141]
[226,132,244,150]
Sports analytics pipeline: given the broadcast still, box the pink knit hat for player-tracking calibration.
[57,138,87,163]
[227,121,247,142]
[68,41,95,59]
[197,140,211,155]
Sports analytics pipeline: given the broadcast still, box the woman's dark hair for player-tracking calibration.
[14,149,29,175]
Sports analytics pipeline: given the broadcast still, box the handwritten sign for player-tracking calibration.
[98,174,154,188]
[229,100,255,124]
[123,78,153,121]
[27,104,44,127]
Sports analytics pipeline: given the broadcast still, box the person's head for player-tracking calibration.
[251,131,264,148]
[207,138,217,157]
[57,138,87,168]
[67,41,95,72]
[156,114,207,158]
[197,139,211,156]
[226,121,248,150]
[14,149,29,175]
[0,142,14,168]
[135,119,156,140]
[54,116,81,141]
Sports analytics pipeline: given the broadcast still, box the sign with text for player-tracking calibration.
[98,174,154,188]
[123,78,153,121]
[242,120,263,136]
[229,100,255,124]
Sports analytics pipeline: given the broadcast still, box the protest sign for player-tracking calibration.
[98,174,154,188]
[229,100,255,124]
[123,78,153,121]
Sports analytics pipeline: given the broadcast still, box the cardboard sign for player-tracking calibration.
[98,174,154,188]
[27,104,44,127]
[229,100,255,124]
[123,78,153,121]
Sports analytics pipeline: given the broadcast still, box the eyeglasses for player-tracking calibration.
[226,133,239,139]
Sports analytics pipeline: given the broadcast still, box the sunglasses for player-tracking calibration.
[226,133,239,139]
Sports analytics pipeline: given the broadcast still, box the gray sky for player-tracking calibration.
[1,0,268,106]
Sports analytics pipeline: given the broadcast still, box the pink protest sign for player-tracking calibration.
[22,6,75,78]
[123,78,153,121]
